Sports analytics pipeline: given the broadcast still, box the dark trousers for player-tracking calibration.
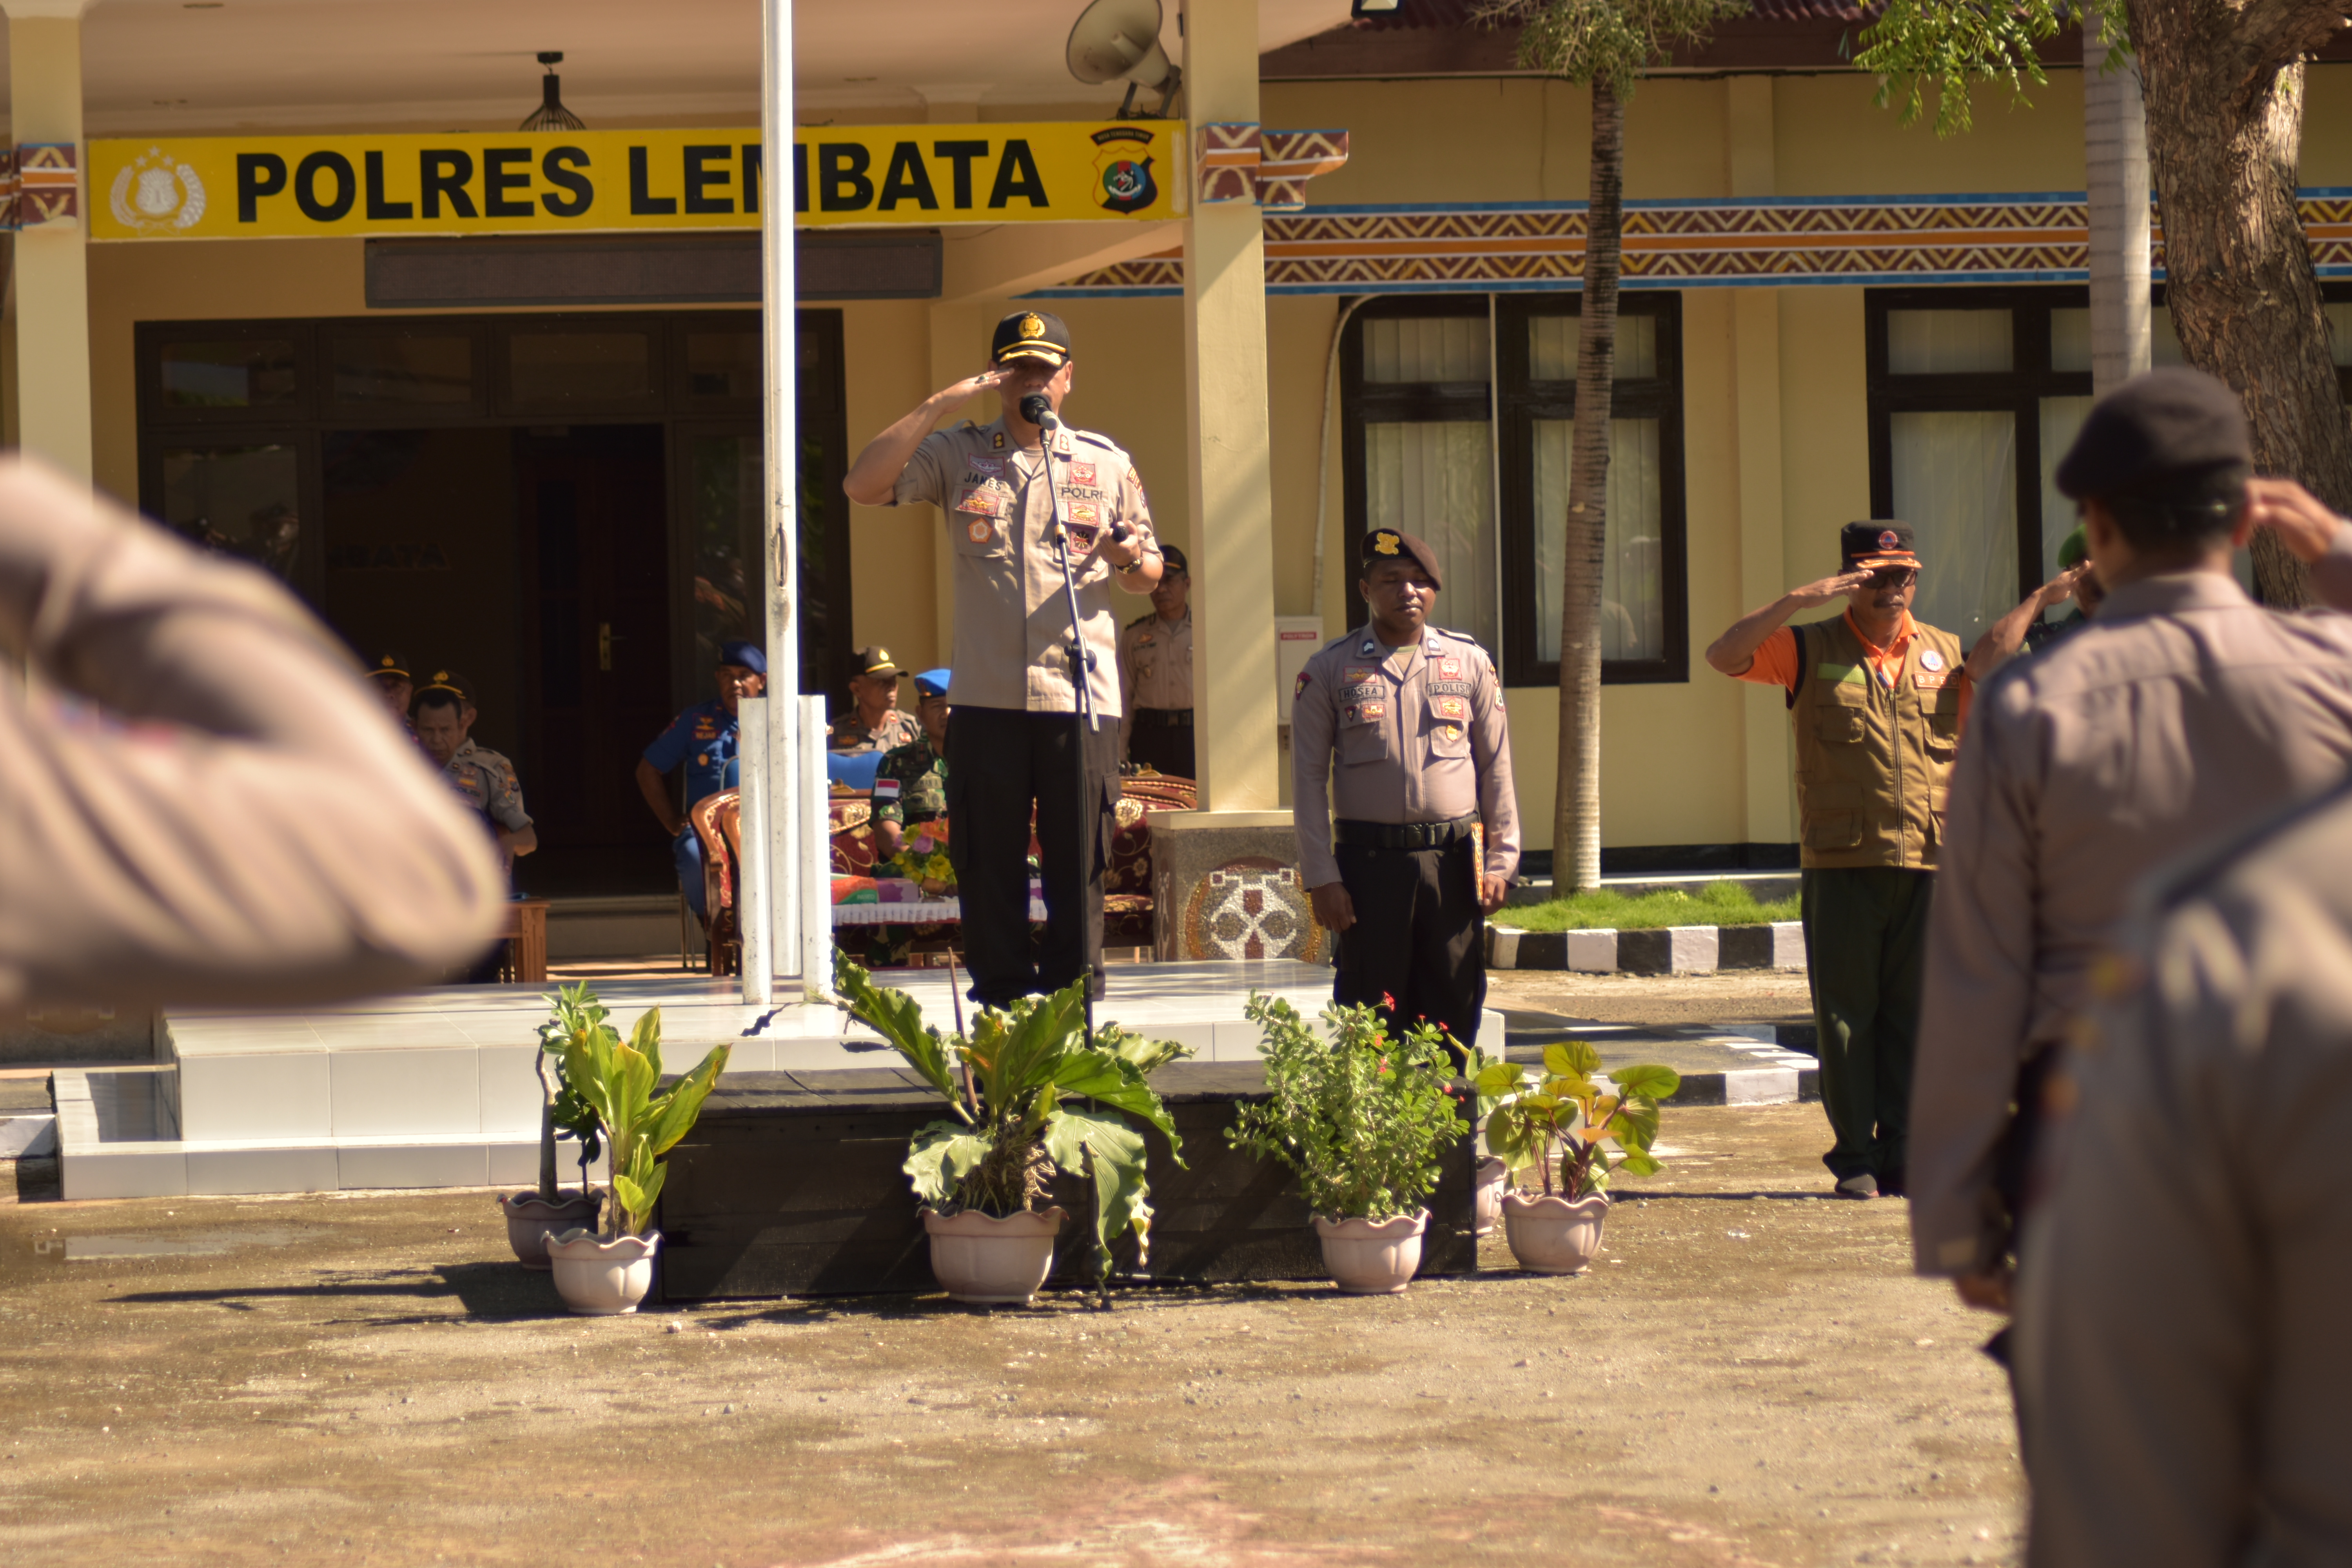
[945,705,1117,1007]
[1799,866,1932,1184]
[1332,837,1486,1049]
[1127,711,1195,780]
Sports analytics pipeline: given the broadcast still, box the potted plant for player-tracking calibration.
[1460,1040,1515,1237]
[541,1001,731,1316]
[1480,1041,1679,1275]
[834,952,1188,1305]
[1227,995,1468,1295]
[499,984,609,1269]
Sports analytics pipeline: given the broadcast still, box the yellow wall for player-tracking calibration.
[73,62,2352,854]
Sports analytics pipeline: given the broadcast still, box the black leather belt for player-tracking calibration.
[1132,707,1193,728]
[1334,815,1476,851]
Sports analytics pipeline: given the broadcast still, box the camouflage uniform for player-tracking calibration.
[827,707,921,755]
[869,733,947,828]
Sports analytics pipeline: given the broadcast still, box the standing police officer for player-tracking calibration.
[636,639,766,924]
[1292,528,1519,1048]
[1118,543,1194,778]
[843,309,1162,1005]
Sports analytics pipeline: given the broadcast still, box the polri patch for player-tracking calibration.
[1294,671,1311,697]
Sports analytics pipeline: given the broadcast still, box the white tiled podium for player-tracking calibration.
[58,963,1502,1201]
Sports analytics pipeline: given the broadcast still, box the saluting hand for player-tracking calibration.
[2245,475,2350,563]
[935,368,1010,406]
[1788,569,1875,607]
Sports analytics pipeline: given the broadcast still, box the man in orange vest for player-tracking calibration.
[1704,523,2073,1200]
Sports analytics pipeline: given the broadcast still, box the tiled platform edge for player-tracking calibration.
[1487,922,1804,974]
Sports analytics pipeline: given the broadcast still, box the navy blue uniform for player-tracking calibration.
[644,699,741,919]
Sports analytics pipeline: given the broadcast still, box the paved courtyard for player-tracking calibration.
[0,1098,2019,1567]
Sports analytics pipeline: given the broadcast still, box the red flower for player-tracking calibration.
[1381,992,1397,1011]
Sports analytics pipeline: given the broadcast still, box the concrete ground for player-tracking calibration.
[0,1097,2020,1567]
[1489,966,1816,1029]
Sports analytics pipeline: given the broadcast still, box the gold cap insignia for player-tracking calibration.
[1018,313,1045,339]
[1373,532,1401,555]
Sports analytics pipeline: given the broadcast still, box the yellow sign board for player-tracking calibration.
[89,123,1183,241]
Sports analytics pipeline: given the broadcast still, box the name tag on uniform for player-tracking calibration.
[955,483,1006,518]
[1342,700,1385,726]
[1071,461,1098,486]
[1913,670,1949,690]
[1343,681,1383,704]
[1427,678,1473,697]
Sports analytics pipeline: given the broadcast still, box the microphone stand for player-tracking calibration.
[1022,394,1100,1041]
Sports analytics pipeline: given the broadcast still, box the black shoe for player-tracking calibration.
[1833,1172,1878,1200]
[1878,1167,1907,1198]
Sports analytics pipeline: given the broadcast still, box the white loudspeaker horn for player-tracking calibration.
[1065,0,1182,118]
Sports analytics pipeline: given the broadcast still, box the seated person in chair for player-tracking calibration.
[871,668,951,861]
[413,671,536,876]
[828,644,920,755]
[637,640,765,924]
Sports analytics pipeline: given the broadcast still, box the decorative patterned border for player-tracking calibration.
[1030,190,2352,297]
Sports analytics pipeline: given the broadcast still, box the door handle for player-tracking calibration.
[598,622,614,672]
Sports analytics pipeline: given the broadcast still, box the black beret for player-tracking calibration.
[2056,367,2252,501]
[1360,528,1443,590]
[991,310,1071,368]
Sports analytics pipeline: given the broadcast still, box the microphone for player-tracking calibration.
[1018,392,1060,432]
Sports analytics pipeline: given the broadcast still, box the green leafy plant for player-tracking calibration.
[1227,996,1467,1222]
[833,952,1190,1279]
[535,984,615,1201]
[543,987,730,1238]
[1479,1041,1679,1199]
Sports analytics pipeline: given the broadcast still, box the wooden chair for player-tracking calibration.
[495,898,552,984]
[691,789,744,977]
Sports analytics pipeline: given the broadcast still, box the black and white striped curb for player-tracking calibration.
[1486,922,1804,973]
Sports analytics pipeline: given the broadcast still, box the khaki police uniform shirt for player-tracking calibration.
[0,457,506,1009]
[2021,777,2352,1567]
[1911,568,2352,1279]
[442,739,532,833]
[889,417,1155,719]
[1290,624,1521,890]
[1117,607,1193,755]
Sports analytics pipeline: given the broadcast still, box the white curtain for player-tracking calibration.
[1363,317,1489,384]
[1887,310,2013,374]
[1363,421,1497,652]
[1529,314,1656,381]
[1532,417,1664,662]
[1891,410,2016,644]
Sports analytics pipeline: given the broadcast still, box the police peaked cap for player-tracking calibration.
[370,652,413,682]
[2056,367,2253,501]
[991,310,1071,368]
[1360,528,1443,590]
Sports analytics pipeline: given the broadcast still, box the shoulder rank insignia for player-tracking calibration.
[992,429,1006,451]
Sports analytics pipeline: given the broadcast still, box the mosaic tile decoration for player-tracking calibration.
[1031,190,2352,297]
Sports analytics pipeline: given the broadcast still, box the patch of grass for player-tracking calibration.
[1500,879,1798,932]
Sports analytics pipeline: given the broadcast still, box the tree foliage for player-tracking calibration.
[1853,0,2132,136]
[1476,0,1748,94]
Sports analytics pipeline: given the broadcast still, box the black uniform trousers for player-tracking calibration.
[1127,709,1195,781]
[944,705,1118,1007]
[1331,836,1486,1049]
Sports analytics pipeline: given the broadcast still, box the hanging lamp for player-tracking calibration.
[520,51,586,132]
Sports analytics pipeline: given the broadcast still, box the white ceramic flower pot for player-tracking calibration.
[923,1206,1066,1305]
[1312,1210,1429,1295]
[500,1190,601,1270]
[1473,1158,1509,1237]
[545,1228,660,1315]
[1501,1191,1610,1275]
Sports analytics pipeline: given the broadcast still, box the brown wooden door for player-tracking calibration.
[517,424,672,852]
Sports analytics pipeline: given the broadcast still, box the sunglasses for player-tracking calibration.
[1864,567,1919,588]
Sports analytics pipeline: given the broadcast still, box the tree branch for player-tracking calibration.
[2230,0,2350,92]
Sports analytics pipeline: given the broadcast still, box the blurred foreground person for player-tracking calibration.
[2020,777,2352,1566]
[0,459,506,1007]
[1911,369,2352,1333]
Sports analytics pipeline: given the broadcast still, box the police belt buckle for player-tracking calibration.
[1333,815,1476,851]
[1135,708,1193,728]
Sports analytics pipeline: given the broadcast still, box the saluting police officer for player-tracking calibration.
[1118,543,1194,778]
[1292,528,1519,1048]
[843,309,1163,1006]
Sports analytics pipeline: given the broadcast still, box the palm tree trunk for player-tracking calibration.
[2131,0,2352,606]
[1555,81,1624,893]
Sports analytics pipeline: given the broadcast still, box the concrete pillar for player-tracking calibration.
[2084,18,2151,394]
[1726,78,1794,849]
[1181,0,1279,812]
[6,0,93,479]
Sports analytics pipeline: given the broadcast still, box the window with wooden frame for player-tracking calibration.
[1339,292,1688,687]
